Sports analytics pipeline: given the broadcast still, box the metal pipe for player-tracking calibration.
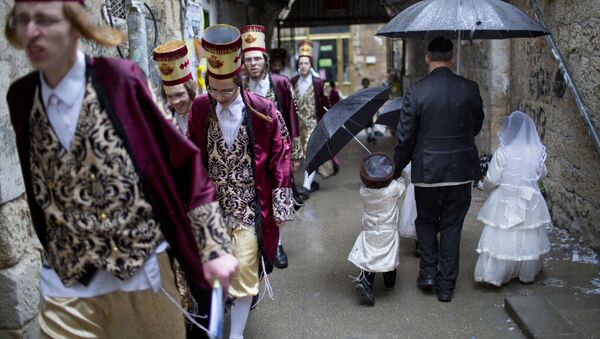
[529,0,600,156]
[127,0,149,74]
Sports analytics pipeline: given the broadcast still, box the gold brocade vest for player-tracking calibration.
[29,80,164,286]
[293,82,317,129]
[206,112,257,226]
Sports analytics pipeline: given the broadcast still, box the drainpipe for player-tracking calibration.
[127,0,149,75]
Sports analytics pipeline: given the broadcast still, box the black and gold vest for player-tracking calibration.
[206,111,257,226]
[29,80,164,286]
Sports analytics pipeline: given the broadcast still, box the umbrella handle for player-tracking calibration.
[342,125,371,154]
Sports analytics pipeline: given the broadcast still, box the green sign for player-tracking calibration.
[320,45,333,52]
[319,58,333,68]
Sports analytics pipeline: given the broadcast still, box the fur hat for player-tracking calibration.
[359,152,395,189]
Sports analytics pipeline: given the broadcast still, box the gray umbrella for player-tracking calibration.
[377,0,549,74]
[377,0,549,39]
[375,97,403,129]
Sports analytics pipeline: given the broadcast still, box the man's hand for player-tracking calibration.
[292,160,300,172]
[202,254,238,294]
[275,220,286,228]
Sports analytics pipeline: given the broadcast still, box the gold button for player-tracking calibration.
[89,174,96,180]
[112,245,119,253]
[100,213,107,220]
[47,182,56,189]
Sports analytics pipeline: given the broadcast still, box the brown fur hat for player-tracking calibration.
[359,152,395,189]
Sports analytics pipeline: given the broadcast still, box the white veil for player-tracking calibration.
[497,111,547,227]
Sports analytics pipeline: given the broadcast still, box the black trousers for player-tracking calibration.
[414,183,471,291]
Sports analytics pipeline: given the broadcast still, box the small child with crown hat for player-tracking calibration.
[348,152,406,306]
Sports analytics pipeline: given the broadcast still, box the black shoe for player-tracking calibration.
[383,270,397,290]
[274,245,288,269]
[293,195,304,211]
[437,289,453,302]
[310,181,320,192]
[297,187,311,200]
[292,188,305,207]
[356,272,375,306]
[416,276,435,290]
[250,293,259,310]
[413,240,421,258]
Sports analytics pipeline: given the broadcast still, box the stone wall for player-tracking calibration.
[351,24,388,91]
[508,0,600,251]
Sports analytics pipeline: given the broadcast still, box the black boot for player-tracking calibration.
[274,245,288,269]
[355,271,375,306]
[292,186,305,211]
[383,269,397,290]
[413,239,421,258]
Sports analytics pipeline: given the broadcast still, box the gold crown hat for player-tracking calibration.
[240,25,266,58]
[298,41,313,59]
[152,41,193,86]
[202,24,243,79]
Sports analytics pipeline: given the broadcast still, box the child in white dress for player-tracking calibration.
[474,111,551,286]
[348,153,406,305]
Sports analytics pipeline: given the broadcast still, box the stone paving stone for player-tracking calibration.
[505,295,577,338]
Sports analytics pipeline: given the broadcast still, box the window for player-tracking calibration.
[106,0,128,20]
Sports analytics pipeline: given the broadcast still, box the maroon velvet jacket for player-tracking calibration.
[7,56,221,287]
[291,75,329,120]
[187,91,292,264]
[270,73,299,141]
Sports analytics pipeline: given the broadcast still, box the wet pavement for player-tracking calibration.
[242,135,600,339]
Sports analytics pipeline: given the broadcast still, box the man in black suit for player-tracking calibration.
[394,37,484,302]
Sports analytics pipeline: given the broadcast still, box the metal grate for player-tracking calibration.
[106,0,128,20]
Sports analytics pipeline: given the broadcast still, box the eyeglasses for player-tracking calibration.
[10,14,65,30]
[207,87,237,97]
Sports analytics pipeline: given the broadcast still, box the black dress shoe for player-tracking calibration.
[416,276,435,289]
[274,245,288,269]
[250,293,259,310]
[297,187,311,200]
[437,289,453,302]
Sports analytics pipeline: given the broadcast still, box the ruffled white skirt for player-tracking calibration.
[474,225,550,286]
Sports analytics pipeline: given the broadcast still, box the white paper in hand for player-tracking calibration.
[208,281,224,339]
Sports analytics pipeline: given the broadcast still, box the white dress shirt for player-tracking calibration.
[248,76,270,97]
[39,49,168,298]
[298,73,313,97]
[40,50,86,150]
[216,92,245,148]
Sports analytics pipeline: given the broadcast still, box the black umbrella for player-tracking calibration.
[374,97,403,129]
[305,86,391,175]
[377,0,549,39]
[376,0,549,74]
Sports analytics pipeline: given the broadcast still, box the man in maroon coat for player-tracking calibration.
[4,0,237,337]
[188,24,293,339]
[240,24,301,269]
[291,41,330,198]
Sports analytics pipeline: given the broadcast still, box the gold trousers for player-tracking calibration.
[40,252,185,339]
[229,226,260,298]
